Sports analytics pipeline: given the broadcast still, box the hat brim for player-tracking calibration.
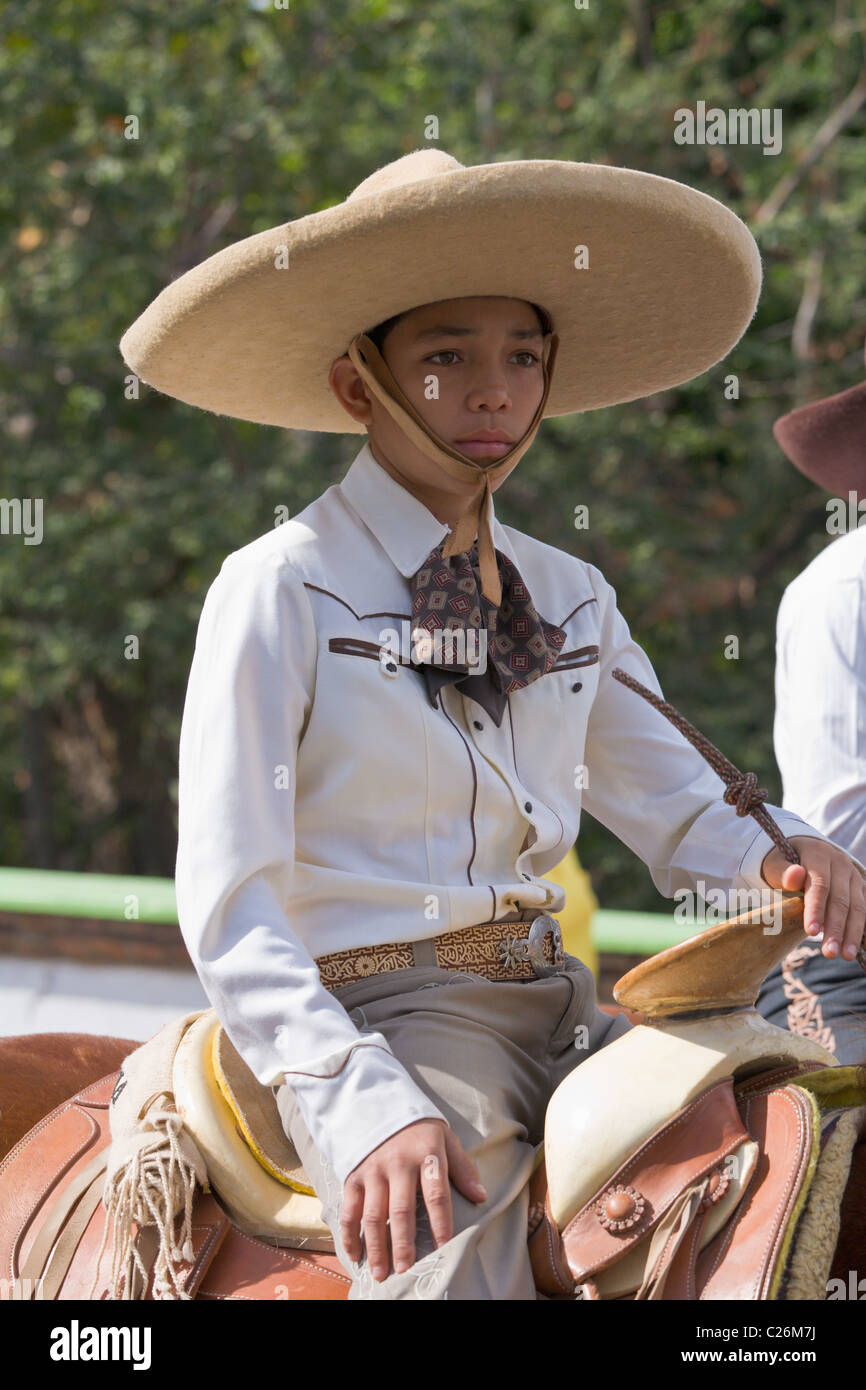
[119,159,762,432]
[773,379,866,497]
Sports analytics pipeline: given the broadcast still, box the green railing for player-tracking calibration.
[0,867,180,924]
[0,866,701,956]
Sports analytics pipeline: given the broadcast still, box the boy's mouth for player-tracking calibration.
[455,430,513,458]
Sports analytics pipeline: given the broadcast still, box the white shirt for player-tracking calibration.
[175,440,843,1186]
[774,524,866,862]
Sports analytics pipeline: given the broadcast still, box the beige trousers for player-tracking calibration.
[275,954,631,1300]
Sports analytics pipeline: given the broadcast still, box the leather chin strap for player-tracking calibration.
[346,330,560,607]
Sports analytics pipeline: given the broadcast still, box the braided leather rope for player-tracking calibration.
[612,667,799,862]
[610,667,866,975]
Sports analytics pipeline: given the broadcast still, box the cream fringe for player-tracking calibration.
[88,1109,202,1301]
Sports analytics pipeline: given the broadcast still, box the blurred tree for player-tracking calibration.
[1,0,864,908]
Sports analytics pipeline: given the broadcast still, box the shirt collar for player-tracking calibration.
[339,439,504,578]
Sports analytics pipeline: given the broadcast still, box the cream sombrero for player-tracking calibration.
[119,148,762,433]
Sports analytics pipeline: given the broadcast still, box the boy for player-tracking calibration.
[121,150,866,1299]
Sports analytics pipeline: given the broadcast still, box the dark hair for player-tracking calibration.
[365,311,410,353]
[364,301,552,353]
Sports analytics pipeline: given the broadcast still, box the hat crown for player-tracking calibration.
[346,149,464,203]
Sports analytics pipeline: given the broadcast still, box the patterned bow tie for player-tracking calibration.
[409,541,568,727]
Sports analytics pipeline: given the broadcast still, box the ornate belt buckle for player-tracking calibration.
[497,934,530,971]
[527,914,565,978]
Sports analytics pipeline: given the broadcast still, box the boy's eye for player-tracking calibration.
[425,350,540,366]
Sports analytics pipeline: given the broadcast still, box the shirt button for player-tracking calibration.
[572,681,583,692]
[473,720,483,730]
[524,801,532,813]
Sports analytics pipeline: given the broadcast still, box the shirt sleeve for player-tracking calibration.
[773,570,866,870]
[175,549,446,1187]
[579,563,851,901]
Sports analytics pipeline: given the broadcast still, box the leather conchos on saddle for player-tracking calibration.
[532,1057,866,1300]
[527,894,866,1300]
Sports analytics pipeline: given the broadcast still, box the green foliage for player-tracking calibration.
[1,0,864,907]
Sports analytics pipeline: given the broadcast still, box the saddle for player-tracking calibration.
[3,891,865,1301]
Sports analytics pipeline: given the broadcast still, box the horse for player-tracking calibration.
[2,895,865,1301]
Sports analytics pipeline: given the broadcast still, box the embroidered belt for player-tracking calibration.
[316,913,566,991]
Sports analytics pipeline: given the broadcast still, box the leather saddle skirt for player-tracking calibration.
[0,1066,350,1301]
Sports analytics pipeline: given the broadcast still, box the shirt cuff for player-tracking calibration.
[735,810,866,888]
[284,1041,448,1188]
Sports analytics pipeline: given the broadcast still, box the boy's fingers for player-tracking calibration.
[361,1173,390,1280]
[802,865,831,939]
[419,1147,454,1250]
[840,874,866,962]
[444,1131,488,1204]
[388,1166,418,1276]
[339,1177,365,1263]
[817,863,849,958]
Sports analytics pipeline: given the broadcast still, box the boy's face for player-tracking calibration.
[329,296,547,505]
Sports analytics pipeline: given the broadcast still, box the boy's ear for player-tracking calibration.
[328,355,374,426]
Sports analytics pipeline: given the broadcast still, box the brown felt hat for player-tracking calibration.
[773,337,866,504]
[119,148,762,432]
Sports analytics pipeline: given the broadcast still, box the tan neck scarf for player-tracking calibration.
[346,330,559,607]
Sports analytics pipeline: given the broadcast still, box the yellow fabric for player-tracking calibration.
[788,1064,866,1111]
[209,1025,316,1196]
[545,846,599,978]
[172,1014,333,1244]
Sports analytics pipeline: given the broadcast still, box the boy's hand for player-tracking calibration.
[761,835,866,963]
[340,1118,487,1283]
